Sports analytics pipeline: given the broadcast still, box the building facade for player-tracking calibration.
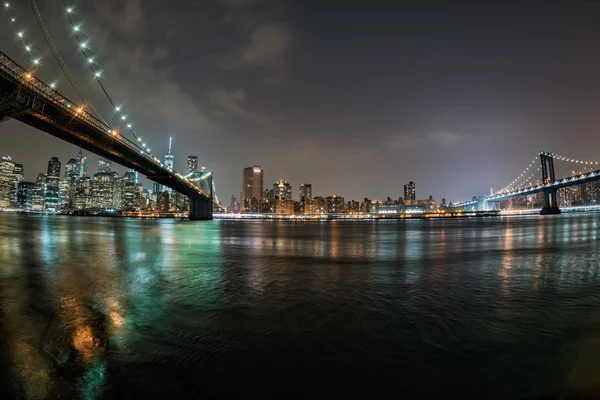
[242,165,263,210]
[0,156,15,208]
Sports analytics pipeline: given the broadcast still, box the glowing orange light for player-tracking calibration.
[24,73,32,80]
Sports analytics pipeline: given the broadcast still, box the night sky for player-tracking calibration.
[1,1,600,203]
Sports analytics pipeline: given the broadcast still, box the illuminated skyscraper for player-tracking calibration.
[61,158,79,210]
[9,163,23,207]
[31,173,47,211]
[242,165,263,210]
[45,157,61,211]
[299,183,312,202]
[164,137,174,170]
[273,179,292,201]
[92,172,115,209]
[0,156,15,208]
[404,181,416,202]
[76,150,87,178]
[16,181,33,210]
[187,156,198,174]
[98,158,112,173]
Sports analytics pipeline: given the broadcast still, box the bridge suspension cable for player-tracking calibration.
[2,2,62,90]
[58,0,157,158]
[493,156,539,195]
[27,0,107,124]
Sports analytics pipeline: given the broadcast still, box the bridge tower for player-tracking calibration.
[539,152,561,215]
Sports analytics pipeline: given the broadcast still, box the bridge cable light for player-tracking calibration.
[59,0,158,158]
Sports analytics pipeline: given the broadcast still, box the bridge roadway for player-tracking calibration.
[0,50,212,220]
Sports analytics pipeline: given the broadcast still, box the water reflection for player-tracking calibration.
[1,214,600,398]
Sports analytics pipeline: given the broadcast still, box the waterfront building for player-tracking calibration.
[60,158,79,210]
[73,177,91,210]
[121,170,136,210]
[16,181,34,210]
[242,165,263,210]
[92,172,115,209]
[312,196,328,214]
[9,163,23,207]
[31,173,47,211]
[45,157,61,211]
[404,181,416,203]
[274,179,292,201]
[230,195,240,212]
[300,183,312,214]
[326,194,344,214]
[133,183,149,209]
[0,156,15,208]
[157,191,170,212]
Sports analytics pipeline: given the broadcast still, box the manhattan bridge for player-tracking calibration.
[0,1,218,219]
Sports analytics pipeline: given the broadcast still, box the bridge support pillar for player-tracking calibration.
[540,188,561,215]
[189,197,213,220]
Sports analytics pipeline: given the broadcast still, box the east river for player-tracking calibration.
[1,213,600,398]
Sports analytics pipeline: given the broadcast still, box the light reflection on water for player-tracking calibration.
[1,214,600,398]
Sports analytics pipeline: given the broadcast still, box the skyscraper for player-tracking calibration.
[274,180,294,214]
[300,183,312,214]
[16,181,33,210]
[98,158,112,173]
[9,163,23,207]
[164,137,174,170]
[187,156,198,174]
[92,172,115,209]
[45,157,61,211]
[61,158,79,210]
[121,169,136,209]
[404,181,416,202]
[0,156,15,208]
[242,165,263,210]
[273,179,292,201]
[76,150,87,178]
[31,173,47,211]
[73,177,91,210]
[162,137,174,194]
[299,183,312,201]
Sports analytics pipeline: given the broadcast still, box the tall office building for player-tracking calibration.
[61,158,79,210]
[73,177,91,210]
[164,137,174,169]
[0,156,15,208]
[273,179,292,200]
[92,172,115,209]
[16,181,34,210]
[299,183,312,201]
[76,150,87,178]
[45,157,61,211]
[9,163,24,207]
[404,181,416,202]
[98,158,112,173]
[121,169,136,209]
[31,173,47,211]
[187,156,198,174]
[300,183,312,214]
[242,165,263,209]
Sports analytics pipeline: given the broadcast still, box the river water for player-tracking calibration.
[1,213,600,398]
